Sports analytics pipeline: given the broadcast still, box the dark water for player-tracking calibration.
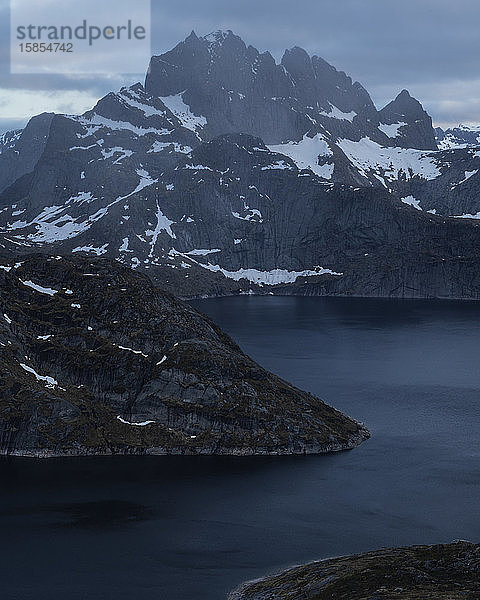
[1,297,480,600]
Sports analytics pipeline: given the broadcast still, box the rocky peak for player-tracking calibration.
[382,89,427,121]
[379,89,437,150]
[145,31,382,143]
[281,46,313,75]
[203,29,240,46]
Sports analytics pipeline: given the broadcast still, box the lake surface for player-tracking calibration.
[1,297,480,600]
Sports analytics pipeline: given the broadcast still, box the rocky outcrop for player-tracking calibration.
[228,541,480,600]
[0,255,369,457]
[379,89,438,150]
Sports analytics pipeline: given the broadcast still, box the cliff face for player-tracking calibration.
[145,31,382,146]
[0,255,369,457]
[228,541,480,600]
[1,131,480,300]
[378,89,438,151]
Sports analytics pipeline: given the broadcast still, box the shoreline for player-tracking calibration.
[0,425,369,459]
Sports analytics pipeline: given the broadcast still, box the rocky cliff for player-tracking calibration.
[0,255,369,457]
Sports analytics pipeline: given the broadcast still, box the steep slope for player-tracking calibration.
[378,89,437,150]
[0,113,54,195]
[385,147,480,216]
[2,132,480,299]
[145,30,436,152]
[0,255,369,457]
[228,541,480,600]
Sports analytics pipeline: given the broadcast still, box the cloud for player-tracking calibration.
[0,117,28,132]
[0,88,101,121]
[0,0,479,128]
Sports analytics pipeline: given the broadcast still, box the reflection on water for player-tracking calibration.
[0,499,151,530]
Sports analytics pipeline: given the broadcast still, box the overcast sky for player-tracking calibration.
[1,0,479,132]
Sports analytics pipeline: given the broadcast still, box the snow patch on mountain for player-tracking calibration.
[451,170,478,189]
[159,92,207,135]
[319,104,356,122]
[401,195,422,210]
[1,169,158,245]
[183,163,213,171]
[72,244,109,256]
[186,248,221,256]
[268,134,334,179]
[379,122,407,138]
[452,210,480,219]
[118,88,164,118]
[119,237,133,253]
[337,137,442,182]
[199,264,343,285]
[117,416,155,426]
[261,160,293,171]
[232,206,263,222]
[5,205,90,243]
[100,147,133,163]
[146,201,176,257]
[68,191,95,206]
[20,363,58,388]
[0,130,22,154]
[114,344,148,358]
[21,280,58,295]
[76,115,172,137]
[148,141,192,154]
[436,124,480,150]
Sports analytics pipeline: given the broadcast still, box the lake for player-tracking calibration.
[1,297,479,600]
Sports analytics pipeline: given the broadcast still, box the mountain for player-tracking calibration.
[436,123,480,149]
[378,89,437,150]
[0,254,369,457]
[145,30,436,152]
[0,31,480,299]
[228,541,480,600]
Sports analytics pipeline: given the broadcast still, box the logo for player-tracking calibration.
[10,0,151,75]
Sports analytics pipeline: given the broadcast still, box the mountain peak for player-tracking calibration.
[281,46,311,69]
[284,45,310,57]
[385,89,424,115]
[203,29,236,44]
[396,89,412,100]
[379,89,437,150]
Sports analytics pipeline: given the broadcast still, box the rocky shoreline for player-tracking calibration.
[0,255,369,457]
[0,427,369,459]
[228,541,480,600]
